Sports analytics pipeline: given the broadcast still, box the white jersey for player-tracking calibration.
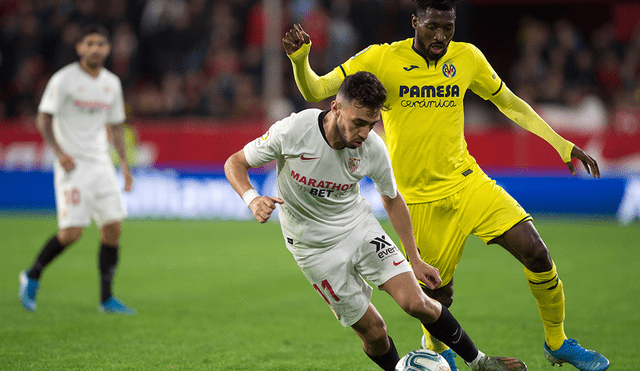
[38,62,126,162]
[244,108,398,248]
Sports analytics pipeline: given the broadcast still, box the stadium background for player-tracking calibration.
[1,0,640,223]
[2,1,640,370]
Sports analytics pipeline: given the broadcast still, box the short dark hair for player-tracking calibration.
[338,71,388,111]
[413,0,459,15]
[79,24,110,43]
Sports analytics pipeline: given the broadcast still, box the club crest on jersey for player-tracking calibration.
[348,158,360,173]
[442,63,456,78]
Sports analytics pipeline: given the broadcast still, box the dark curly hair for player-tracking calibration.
[78,24,111,44]
[338,71,389,111]
[412,0,460,15]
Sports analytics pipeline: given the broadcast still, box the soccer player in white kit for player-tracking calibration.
[225,72,526,371]
[19,24,136,315]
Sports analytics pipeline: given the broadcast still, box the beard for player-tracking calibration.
[336,120,356,149]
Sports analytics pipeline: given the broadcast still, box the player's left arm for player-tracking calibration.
[489,87,600,178]
[108,123,134,192]
[381,193,442,290]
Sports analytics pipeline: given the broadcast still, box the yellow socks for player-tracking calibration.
[525,262,567,351]
[421,324,450,353]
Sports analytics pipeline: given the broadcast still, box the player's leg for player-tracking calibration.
[98,220,122,303]
[19,227,83,312]
[351,303,400,371]
[20,162,90,311]
[419,279,459,368]
[406,198,468,369]
[469,170,608,370]
[286,217,401,369]
[96,220,135,314]
[381,271,527,371]
[469,175,568,347]
[27,227,83,280]
[489,221,564,345]
[94,162,134,314]
[354,216,526,371]
[490,221,609,370]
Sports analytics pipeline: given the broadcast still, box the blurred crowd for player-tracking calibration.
[0,0,416,121]
[1,0,640,130]
[506,15,640,133]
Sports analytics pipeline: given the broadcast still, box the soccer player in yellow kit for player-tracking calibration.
[282,1,608,370]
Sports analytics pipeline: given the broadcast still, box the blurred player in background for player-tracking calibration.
[282,0,608,370]
[19,24,136,315]
[225,71,526,371]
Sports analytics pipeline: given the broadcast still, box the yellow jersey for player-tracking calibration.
[337,39,504,203]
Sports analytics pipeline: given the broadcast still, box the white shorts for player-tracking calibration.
[54,158,127,229]
[285,213,412,327]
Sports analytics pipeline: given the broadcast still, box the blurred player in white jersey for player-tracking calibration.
[19,24,136,315]
[225,71,526,371]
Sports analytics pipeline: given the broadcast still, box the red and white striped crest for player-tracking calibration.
[348,158,360,173]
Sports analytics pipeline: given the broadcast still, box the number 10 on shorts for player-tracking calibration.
[313,279,340,304]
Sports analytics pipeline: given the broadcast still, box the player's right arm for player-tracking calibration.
[381,193,442,290]
[224,149,283,223]
[35,111,75,172]
[283,23,342,102]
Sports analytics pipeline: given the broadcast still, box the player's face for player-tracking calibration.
[76,33,111,69]
[412,8,456,61]
[335,100,381,149]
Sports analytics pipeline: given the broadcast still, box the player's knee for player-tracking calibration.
[100,221,122,244]
[360,325,390,356]
[368,324,389,344]
[403,295,440,322]
[523,236,552,270]
[58,228,82,246]
[358,317,388,344]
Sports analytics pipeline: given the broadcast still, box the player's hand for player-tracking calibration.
[120,161,134,192]
[123,170,134,192]
[566,145,600,178]
[58,152,76,172]
[411,259,442,290]
[283,23,310,55]
[249,196,284,223]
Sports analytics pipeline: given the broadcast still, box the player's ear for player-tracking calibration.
[331,100,341,115]
[75,39,84,55]
[411,14,419,30]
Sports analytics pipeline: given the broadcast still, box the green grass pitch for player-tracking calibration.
[1,215,638,370]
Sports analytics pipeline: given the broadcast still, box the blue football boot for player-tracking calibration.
[98,296,137,315]
[544,339,609,371]
[19,269,39,312]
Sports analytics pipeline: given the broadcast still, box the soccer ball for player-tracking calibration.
[396,349,451,371]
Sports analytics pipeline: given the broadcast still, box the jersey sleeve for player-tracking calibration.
[490,86,574,162]
[287,42,343,102]
[366,133,398,198]
[338,44,385,78]
[467,44,504,100]
[38,71,66,115]
[243,119,286,168]
[107,77,126,124]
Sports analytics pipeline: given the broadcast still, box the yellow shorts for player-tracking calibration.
[405,170,531,287]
